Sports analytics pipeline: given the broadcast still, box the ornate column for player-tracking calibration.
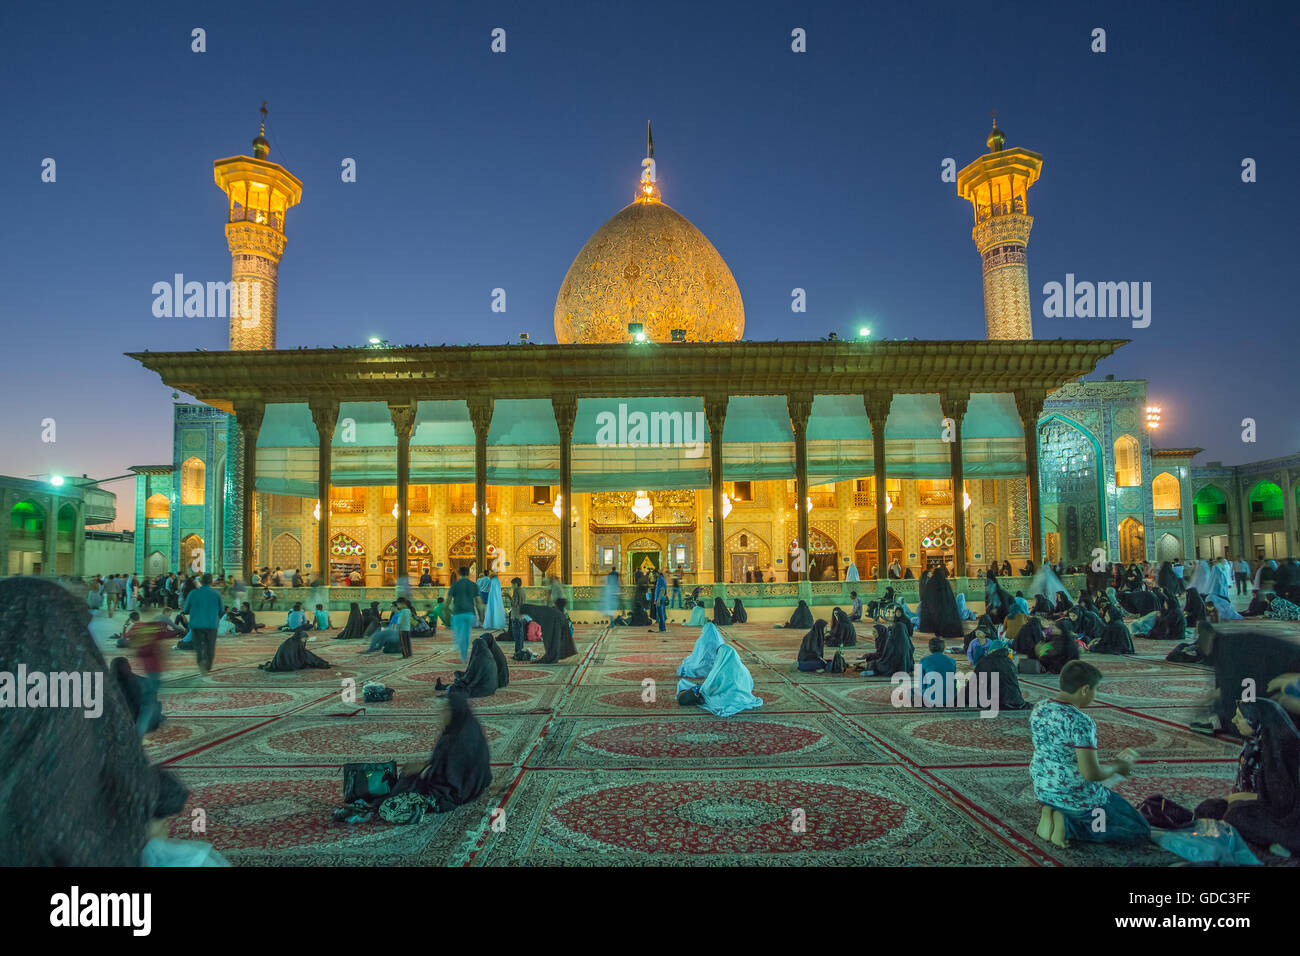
[787,394,813,583]
[42,494,57,576]
[1015,389,1046,566]
[940,391,971,577]
[234,400,265,582]
[73,501,86,576]
[704,394,728,584]
[310,401,338,584]
[552,397,577,586]
[865,393,892,579]
[468,397,494,574]
[0,490,10,576]
[388,403,417,582]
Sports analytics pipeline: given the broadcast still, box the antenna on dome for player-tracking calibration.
[638,122,659,202]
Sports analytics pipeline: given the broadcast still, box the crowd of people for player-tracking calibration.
[8,548,1299,865]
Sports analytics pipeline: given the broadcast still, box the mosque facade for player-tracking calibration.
[123,116,1284,601]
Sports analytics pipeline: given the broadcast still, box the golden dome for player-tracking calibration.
[554,197,745,344]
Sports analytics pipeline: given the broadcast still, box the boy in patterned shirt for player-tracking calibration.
[1029,660,1149,848]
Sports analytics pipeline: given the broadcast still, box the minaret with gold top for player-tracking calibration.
[213,104,302,350]
[957,115,1043,339]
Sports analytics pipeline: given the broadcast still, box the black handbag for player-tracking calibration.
[342,761,397,803]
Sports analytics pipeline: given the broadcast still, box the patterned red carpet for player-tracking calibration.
[130,617,1241,866]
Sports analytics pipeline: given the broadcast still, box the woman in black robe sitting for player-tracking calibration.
[384,691,492,817]
[629,588,652,626]
[1033,593,1053,615]
[984,574,1016,626]
[1065,604,1104,642]
[797,620,828,672]
[781,600,813,629]
[524,601,578,663]
[730,599,748,623]
[712,597,732,625]
[1157,561,1184,598]
[1053,590,1074,615]
[974,642,1031,710]
[858,606,914,676]
[1147,592,1187,640]
[1216,700,1300,855]
[826,607,857,647]
[259,628,332,671]
[1089,605,1135,655]
[1012,613,1046,657]
[1036,621,1081,675]
[335,602,365,640]
[1184,587,1206,628]
[1123,563,1144,591]
[436,634,508,697]
[918,565,963,638]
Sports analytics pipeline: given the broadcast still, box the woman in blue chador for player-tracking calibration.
[483,574,506,630]
[677,645,763,717]
[677,622,725,678]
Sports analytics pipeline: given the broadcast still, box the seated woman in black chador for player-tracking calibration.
[781,600,813,629]
[436,633,509,697]
[1033,593,1053,615]
[1123,562,1144,591]
[1157,561,1184,597]
[731,599,748,624]
[1089,605,1135,655]
[1035,620,1081,675]
[713,597,732,625]
[379,691,492,818]
[984,574,1016,626]
[521,601,577,663]
[797,620,828,672]
[1012,613,1046,657]
[1147,591,1187,640]
[1065,604,1103,642]
[918,565,963,639]
[259,629,332,672]
[1183,587,1206,627]
[629,587,653,626]
[1198,700,1300,855]
[857,606,914,676]
[973,640,1031,711]
[1053,590,1074,615]
[826,607,857,647]
[335,602,365,640]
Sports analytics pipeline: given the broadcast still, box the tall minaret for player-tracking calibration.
[213,103,302,350]
[956,115,1043,339]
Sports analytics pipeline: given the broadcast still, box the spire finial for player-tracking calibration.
[638,123,659,202]
[253,101,271,160]
[986,110,1005,152]
[259,101,268,135]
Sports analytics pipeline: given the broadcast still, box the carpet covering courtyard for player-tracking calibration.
[114,616,1245,866]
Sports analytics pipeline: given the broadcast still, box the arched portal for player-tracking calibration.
[1118,518,1145,565]
[1037,416,1104,565]
[855,528,904,579]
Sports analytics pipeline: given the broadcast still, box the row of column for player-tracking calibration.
[232,390,1046,585]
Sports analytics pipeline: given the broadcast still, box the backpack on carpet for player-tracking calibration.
[363,683,395,703]
[526,620,543,642]
[341,761,397,803]
[828,651,846,674]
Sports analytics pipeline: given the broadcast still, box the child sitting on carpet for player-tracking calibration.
[1029,660,1148,849]
[313,603,331,630]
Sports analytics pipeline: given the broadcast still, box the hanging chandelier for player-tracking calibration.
[631,490,653,521]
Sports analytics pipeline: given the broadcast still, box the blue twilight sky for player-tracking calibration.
[1,0,1297,528]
